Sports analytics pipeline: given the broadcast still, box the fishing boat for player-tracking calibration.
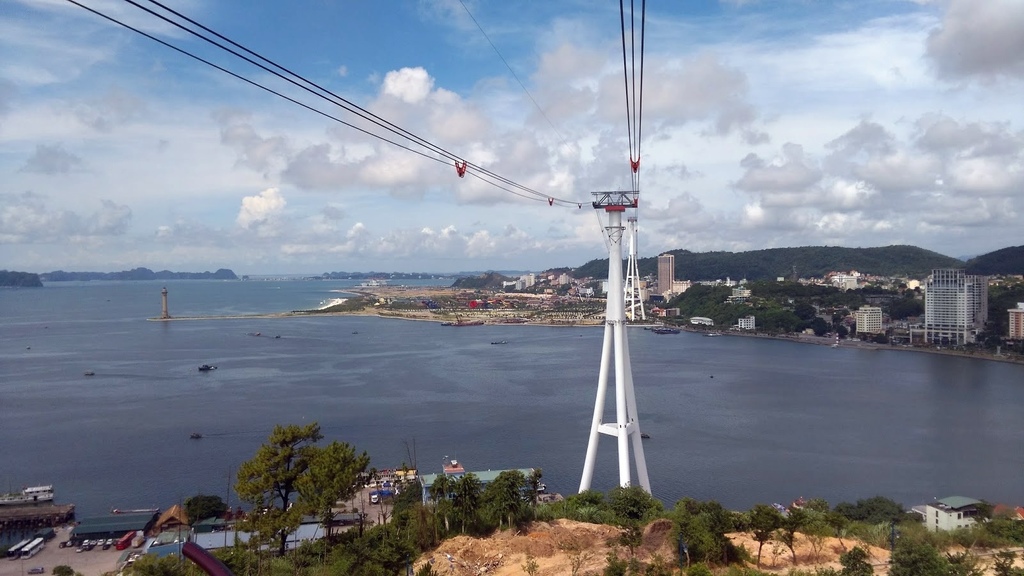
[198,364,217,372]
[651,327,680,334]
[490,340,508,345]
[190,432,203,439]
[0,485,54,506]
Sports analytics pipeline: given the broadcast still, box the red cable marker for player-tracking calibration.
[630,156,640,173]
[548,198,554,206]
[454,160,467,177]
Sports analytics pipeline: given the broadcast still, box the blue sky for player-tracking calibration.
[2,0,1023,274]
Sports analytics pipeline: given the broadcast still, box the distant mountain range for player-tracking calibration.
[573,245,1024,281]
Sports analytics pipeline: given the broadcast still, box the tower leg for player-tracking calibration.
[579,322,614,492]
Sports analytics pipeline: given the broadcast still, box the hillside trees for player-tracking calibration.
[183,494,228,524]
[235,423,368,555]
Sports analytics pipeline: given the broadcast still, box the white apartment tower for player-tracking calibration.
[657,254,675,296]
[924,269,988,345]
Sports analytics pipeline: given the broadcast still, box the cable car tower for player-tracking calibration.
[624,217,645,321]
[580,191,651,493]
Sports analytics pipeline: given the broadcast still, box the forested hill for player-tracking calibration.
[965,245,1024,275]
[450,272,513,290]
[0,270,43,287]
[40,267,238,281]
[573,245,964,281]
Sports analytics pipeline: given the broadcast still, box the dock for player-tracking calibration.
[0,504,76,532]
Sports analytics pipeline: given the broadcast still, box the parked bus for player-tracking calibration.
[20,537,44,559]
[115,531,134,551]
[6,539,31,560]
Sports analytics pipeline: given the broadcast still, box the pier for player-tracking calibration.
[0,504,75,532]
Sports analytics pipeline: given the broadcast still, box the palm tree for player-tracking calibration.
[429,474,452,534]
[527,468,544,507]
[452,473,482,534]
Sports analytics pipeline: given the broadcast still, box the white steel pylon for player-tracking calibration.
[624,217,645,321]
[580,192,651,493]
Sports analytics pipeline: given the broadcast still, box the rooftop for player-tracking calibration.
[934,496,981,510]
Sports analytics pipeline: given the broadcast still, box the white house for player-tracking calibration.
[920,496,982,531]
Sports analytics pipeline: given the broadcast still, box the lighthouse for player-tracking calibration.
[161,287,170,319]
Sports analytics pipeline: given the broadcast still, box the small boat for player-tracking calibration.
[704,332,722,337]
[491,340,508,345]
[190,433,203,439]
[198,364,217,372]
[640,433,651,439]
[83,371,95,376]
[651,327,680,335]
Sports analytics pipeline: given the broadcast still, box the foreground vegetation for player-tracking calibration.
[113,423,1024,576]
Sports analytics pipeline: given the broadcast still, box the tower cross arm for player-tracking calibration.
[591,191,638,209]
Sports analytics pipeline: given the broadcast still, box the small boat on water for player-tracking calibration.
[198,364,217,372]
[651,327,680,335]
[491,340,508,345]
[640,433,651,439]
[83,370,95,376]
[190,432,203,439]
[0,485,54,506]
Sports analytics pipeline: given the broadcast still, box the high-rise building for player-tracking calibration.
[854,306,883,335]
[1009,303,1024,340]
[924,269,988,345]
[657,253,675,295]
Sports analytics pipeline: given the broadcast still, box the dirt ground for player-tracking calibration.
[415,520,1024,576]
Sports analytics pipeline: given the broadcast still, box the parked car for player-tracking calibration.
[28,567,44,574]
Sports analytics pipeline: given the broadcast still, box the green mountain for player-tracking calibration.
[451,272,513,290]
[965,245,1024,276]
[0,270,43,287]
[573,245,964,281]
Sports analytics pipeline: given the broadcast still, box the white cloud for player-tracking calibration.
[237,188,287,234]
[19,144,84,174]
[381,67,434,104]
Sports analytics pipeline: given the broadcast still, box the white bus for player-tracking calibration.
[6,539,31,560]
[20,538,44,559]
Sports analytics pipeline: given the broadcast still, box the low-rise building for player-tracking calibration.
[420,459,538,504]
[919,496,982,531]
[737,316,755,331]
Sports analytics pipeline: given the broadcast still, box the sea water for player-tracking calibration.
[1,280,1023,521]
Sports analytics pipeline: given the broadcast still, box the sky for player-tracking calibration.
[2,0,1023,275]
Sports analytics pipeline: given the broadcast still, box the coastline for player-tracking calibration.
[145,285,1024,366]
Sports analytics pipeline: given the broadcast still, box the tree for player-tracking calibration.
[838,546,873,576]
[748,504,782,568]
[833,496,904,524]
[803,519,831,563]
[888,539,949,576]
[482,469,527,529]
[609,485,662,523]
[527,468,544,507]
[825,510,850,549]
[778,507,807,565]
[296,440,370,538]
[522,553,539,576]
[183,494,228,524]
[451,473,482,533]
[235,422,324,556]
[51,567,75,576]
[428,474,453,535]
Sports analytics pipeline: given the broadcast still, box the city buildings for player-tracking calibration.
[737,316,755,330]
[657,253,674,296]
[923,269,988,345]
[854,306,883,335]
[1009,303,1024,340]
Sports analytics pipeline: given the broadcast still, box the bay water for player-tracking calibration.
[1,280,1022,528]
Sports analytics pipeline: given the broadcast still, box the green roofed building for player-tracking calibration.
[71,512,159,543]
[419,458,538,503]
[921,496,982,531]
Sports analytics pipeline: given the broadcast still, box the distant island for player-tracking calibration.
[0,270,43,287]
[40,267,238,282]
